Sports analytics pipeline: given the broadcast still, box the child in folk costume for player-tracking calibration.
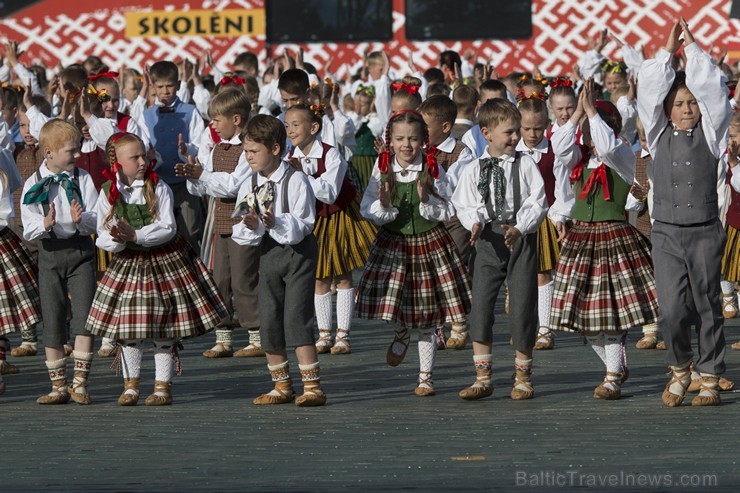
[551,80,659,400]
[418,95,475,349]
[516,95,573,351]
[21,119,100,405]
[85,133,228,406]
[0,151,42,393]
[452,99,548,401]
[232,115,326,407]
[285,103,376,355]
[177,89,264,359]
[357,110,471,397]
[348,84,385,187]
[637,20,732,406]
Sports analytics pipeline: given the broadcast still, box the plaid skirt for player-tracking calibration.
[551,221,658,333]
[355,224,472,330]
[314,196,377,279]
[537,216,560,272]
[85,235,229,340]
[0,227,41,335]
[721,224,740,282]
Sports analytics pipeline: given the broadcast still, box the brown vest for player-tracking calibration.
[436,141,467,172]
[212,142,244,235]
[633,150,652,238]
[13,145,45,228]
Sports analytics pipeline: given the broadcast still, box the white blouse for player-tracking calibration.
[291,139,347,205]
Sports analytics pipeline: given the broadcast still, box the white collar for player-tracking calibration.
[39,162,74,178]
[455,118,475,126]
[257,161,290,184]
[436,135,457,153]
[392,152,423,172]
[291,139,323,159]
[516,136,549,154]
[640,148,651,158]
[480,150,515,163]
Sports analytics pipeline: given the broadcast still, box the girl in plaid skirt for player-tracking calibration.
[0,153,42,394]
[550,80,658,400]
[85,133,228,406]
[286,103,376,356]
[357,110,472,397]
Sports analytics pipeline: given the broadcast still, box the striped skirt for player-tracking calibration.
[355,225,472,330]
[346,161,366,195]
[536,216,560,272]
[550,221,658,333]
[0,227,42,335]
[721,224,740,282]
[85,235,229,340]
[353,155,376,189]
[314,196,377,279]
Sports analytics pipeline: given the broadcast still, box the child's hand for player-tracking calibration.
[43,202,56,231]
[378,182,392,209]
[582,78,597,118]
[416,178,429,204]
[571,85,586,124]
[23,82,33,110]
[243,208,260,230]
[501,224,522,251]
[329,83,340,113]
[469,222,483,245]
[373,136,387,155]
[679,17,695,47]
[407,51,417,74]
[295,48,305,72]
[79,93,92,120]
[46,75,60,102]
[555,221,568,242]
[382,51,391,77]
[630,180,649,201]
[175,155,203,179]
[193,57,203,86]
[261,203,275,229]
[728,140,739,168]
[111,219,136,243]
[627,76,636,102]
[177,133,187,156]
[607,33,625,49]
[140,65,151,98]
[4,40,22,68]
[70,199,83,224]
[587,29,608,53]
[665,20,683,54]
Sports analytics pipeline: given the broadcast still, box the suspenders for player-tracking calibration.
[484,153,521,227]
[34,167,81,239]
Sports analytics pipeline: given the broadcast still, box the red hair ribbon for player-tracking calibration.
[220,76,246,86]
[87,71,119,81]
[426,146,440,179]
[102,161,121,205]
[68,89,83,103]
[517,89,547,102]
[391,82,419,95]
[378,150,392,174]
[145,159,159,185]
[550,77,573,88]
[578,163,611,201]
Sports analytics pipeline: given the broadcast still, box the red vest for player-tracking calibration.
[727,168,740,230]
[536,143,557,207]
[116,112,131,132]
[76,147,109,191]
[292,142,356,218]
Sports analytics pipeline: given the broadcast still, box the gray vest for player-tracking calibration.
[651,123,718,225]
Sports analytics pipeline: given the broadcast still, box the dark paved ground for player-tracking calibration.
[2,296,740,493]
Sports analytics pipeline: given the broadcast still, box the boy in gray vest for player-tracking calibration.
[637,19,732,406]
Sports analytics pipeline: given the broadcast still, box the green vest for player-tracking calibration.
[355,121,378,157]
[381,171,439,235]
[101,181,155,250]
[571,166,629,222]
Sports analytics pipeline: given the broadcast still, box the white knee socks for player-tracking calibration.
[336,288,354,332]
[121,340,143,380]
[315,292,333,341]
[537,281,554,336]
[417,329,437,388]
[153,340,175,387]
[586,333,606,365]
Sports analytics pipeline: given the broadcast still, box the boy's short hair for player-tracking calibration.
[60,65,88,91]
[426,83,452,98]
[366,51,384,66]
[39,119,81,152]
[418,95,457,126]
[83,55,108,76]
[453,85,479,114]
[277,69,309,96]
[478,98,521,131]
[479,79,508,99]
[208,88,251,121]
[149,61,179,84]
[241,114,286,157]
[423,68,445,86]
[234,51,259,73]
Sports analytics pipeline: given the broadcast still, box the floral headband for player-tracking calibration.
[87,83,111,103]
[355,84,376,97]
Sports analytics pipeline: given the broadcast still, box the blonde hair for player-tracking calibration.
[208,88,251,121]
[103,133,158,229]
[478,98,521,131]
[39,119,81,154]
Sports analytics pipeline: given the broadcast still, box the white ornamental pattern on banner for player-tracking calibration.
[0,0,737,78]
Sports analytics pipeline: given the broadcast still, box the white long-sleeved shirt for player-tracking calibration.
[637,43,731,216]
[516,135,572,224]
[95,179,176,252]
[0,175,11,228]
[87,114,150,150]
[452,150,547,236]
[577,49,606,85]
[331,109,357,161]
[232,161,316,246]
[360,153,455,226]
[187,133,250,199]
[437,135,475,191]
[21,162,99,240]
[291,139,346,205]
[616,95,638,145]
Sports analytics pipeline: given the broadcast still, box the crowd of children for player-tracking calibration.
[1,17,739,407]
